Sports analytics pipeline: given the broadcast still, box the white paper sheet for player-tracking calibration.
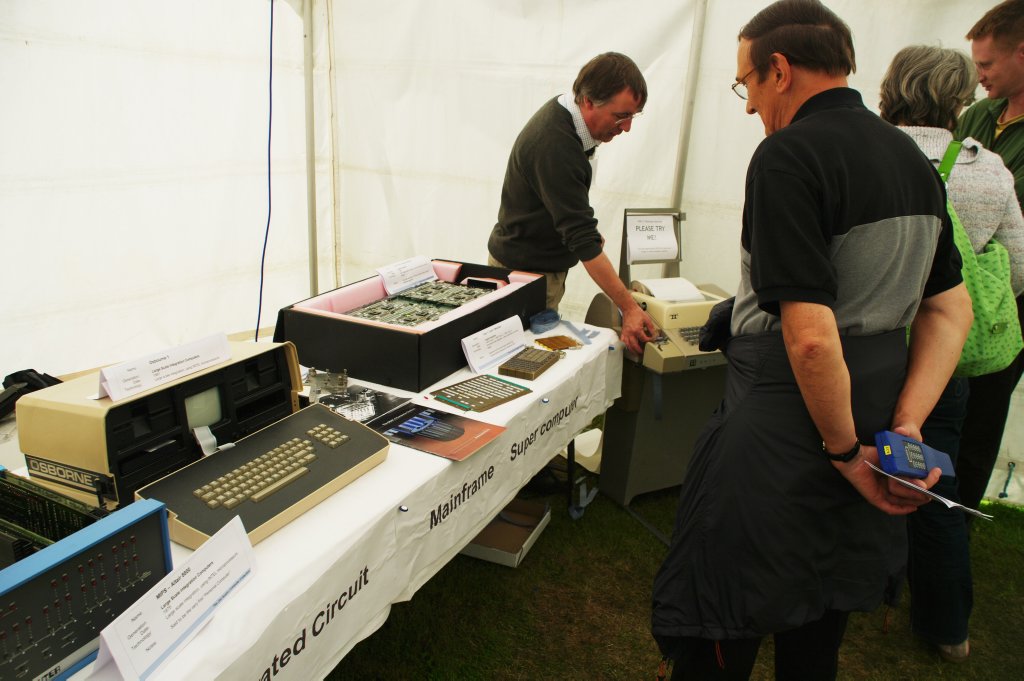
[633,278,704,302]
[865,461,993,520]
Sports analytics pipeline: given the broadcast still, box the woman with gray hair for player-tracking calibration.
[881,46,1024,290]
[879,44,1024,663]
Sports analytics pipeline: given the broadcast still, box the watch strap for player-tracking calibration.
[823,440,861,462]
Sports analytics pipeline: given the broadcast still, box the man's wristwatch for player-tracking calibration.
[823,440,861,462]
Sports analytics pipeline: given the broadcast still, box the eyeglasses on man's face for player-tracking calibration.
[732,67,757,100]
[614,110,644,126]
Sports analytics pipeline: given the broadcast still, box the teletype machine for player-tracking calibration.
[586,209,728,535]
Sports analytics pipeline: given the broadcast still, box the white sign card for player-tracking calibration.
[377,256,437,295]
[461,316,525,373]
[90,516,255,681]
[625,213,678,263]
[97,334,231,402]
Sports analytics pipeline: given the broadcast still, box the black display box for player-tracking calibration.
[274,260,546,391]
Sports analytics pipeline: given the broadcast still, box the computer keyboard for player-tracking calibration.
[678,326,701,346]
[498,347,561,381]
[192,429,339,510]
[135,403,388,550]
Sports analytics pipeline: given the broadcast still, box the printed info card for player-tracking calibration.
[91,517,255,680]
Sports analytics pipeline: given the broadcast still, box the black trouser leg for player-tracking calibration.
[958,351,1024,512]
[910,377,972,644]
[670,637,761,681]
[772,609,850,681]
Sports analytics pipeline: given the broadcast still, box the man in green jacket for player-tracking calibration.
[955,0,1024,515]
[958,0,1024,201]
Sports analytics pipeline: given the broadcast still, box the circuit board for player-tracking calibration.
[347,281,489,327]
[498,347,561,381]
[0,475,170,681]
[431,374,531,411]
[0,470,108,567]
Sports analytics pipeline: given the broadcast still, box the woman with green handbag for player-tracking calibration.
[880,44,1024,664]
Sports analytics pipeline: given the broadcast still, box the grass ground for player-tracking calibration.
[329,467,1024,680]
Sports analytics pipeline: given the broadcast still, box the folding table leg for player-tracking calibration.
[567,438,598,519]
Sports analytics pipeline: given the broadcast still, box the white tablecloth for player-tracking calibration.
[78,326,622,680]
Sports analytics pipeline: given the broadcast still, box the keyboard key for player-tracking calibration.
[251,467,309,503]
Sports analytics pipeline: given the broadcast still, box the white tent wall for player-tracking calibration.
[0,0,992,375]
[323,0,696,305]
[323,0,993,322]
[0,0,1014,456]
[1,1,315,376]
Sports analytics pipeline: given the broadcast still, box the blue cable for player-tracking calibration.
[255,0,274,342]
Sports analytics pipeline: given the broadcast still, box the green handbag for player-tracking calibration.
[938,141,1023,377]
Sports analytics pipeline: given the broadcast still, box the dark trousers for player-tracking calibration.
[910,377,973,645]
[669,610,850,681]
[956,295,1024,512]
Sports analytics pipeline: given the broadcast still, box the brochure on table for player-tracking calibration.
[365,403,506,462]
[89,517,255,680]
[461,316,525,373]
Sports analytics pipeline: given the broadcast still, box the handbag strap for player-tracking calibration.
[936,140,977,270]
[937,140,963,182]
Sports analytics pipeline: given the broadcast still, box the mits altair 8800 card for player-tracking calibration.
[874,431,955,478]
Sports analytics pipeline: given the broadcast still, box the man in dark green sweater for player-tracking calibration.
[954,0,1024,517]
[958,0,1024,203]
[487,52,658,355]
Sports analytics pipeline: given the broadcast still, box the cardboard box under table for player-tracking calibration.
[460,497,551,568]
[274,260,546,391]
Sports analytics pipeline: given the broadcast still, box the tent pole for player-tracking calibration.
[303,0,319,296]
[671,0,710,213]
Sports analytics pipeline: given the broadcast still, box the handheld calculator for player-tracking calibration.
[874,431,955,478]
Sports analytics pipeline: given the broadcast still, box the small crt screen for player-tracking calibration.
[184,386,222,430]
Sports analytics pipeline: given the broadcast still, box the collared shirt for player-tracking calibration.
[557,93,599,156]
[996,112,1024,140]
[731,87,960,336]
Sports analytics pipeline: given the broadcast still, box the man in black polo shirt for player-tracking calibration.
[651,2,973,679]
[487,52,658,355]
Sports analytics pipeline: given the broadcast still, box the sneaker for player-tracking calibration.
[937,639,970,663]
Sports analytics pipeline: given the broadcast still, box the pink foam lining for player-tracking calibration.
[432,260,463,281]
[291,264,541,333]
[507,271,542,285]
